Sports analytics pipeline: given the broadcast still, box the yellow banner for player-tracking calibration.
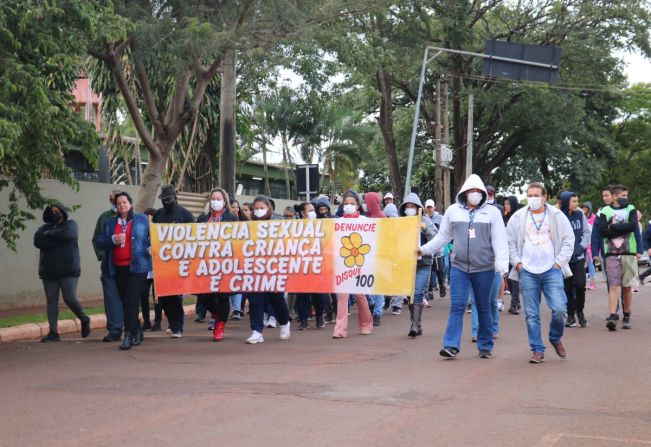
[150,217,419,296]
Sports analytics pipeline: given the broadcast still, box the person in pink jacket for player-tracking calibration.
[581,202,597,290]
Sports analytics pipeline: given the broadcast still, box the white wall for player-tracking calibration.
[0,180,305,310]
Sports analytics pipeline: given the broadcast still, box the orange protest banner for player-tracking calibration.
[150,217,419,297]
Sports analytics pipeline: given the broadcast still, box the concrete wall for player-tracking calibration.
[0,180,302,310]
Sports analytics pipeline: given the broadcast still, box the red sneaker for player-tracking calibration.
[213,322,225,342]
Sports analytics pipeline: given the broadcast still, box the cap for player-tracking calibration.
[384,192,394,200]
[159,185,177,199]
[486,185,496,194]
[425,199,435,208]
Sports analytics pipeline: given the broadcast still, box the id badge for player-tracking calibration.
[469,228,476,239]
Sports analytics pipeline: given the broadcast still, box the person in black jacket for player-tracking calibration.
[196,187,239,341]
[33,204,90,342]
[153,185,195,337]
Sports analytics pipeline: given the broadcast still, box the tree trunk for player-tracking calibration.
[281,133,292,199]
[134,144,170,212]
[376,67,403,199]
[451,68,467,192]
[261,136,271,196]
[219,49,237,196]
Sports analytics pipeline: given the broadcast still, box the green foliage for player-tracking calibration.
[0,0,104,250]
[600,83,651,217]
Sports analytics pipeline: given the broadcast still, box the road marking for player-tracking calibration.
[536,433,651,446]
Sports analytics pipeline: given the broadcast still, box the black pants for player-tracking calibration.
[159,295,184,332]
[428,257,445,291]
[296,293,325,322]
[564,260,587,316]
[197,293,231,323]
[114,266,147,335]
[507,264,520,309]
[140,278,153,325]
[640,266,651,281]
[323,293,337,317]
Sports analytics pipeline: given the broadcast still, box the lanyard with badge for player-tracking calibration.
[468,209,477,239]
[119,217,128,247]
[529,208,547,233]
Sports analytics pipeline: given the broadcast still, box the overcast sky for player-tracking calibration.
[622,50,651,85]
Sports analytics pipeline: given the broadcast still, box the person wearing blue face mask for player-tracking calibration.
[420,175,508,360]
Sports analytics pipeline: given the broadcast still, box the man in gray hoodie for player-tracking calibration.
[506,182,574,364]
[420,175,508,359]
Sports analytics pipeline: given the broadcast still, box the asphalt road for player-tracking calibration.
[2,284,651,447]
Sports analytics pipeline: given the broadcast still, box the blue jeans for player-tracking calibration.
[443,255,451,283]
[368,295,384,316]
[471,272,501,336]
[519,268,567,353]
[230,294,243,312]
[444,267,495,353]
[413,265,431,305]
[586,257,596,280]
[101,273,123,335]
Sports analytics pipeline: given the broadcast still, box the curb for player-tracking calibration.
[0,304,197,343]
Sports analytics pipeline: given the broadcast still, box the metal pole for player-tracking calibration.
[305,166,310,203]
[434,78,442,208]
[465,93,474,179]
[404,48,430,200]
[426,46,558,70]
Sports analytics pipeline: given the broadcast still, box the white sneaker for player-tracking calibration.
[165,328,172,334]
[267,316,277,328]
[497,299,504,312]
[246,331,264,344]
[171,331,182,338]
[279,323,291,340]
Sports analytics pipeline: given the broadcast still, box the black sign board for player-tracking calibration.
[482,40,562,83]
[295,164,320,200]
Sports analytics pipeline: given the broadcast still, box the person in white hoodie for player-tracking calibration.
[505,182,574,364]
[420,174,509,359]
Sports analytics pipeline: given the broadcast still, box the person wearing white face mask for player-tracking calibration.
[196,188,239,342]
[244,195,291,344]
[506,182,574,364]
[400,193,436,338]
[332,190,374,338]
[419,174,509,360]
[293,202,326,330]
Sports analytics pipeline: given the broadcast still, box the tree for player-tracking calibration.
[0,0,103,250]
[89,1,378,211]
[599,83,651,216]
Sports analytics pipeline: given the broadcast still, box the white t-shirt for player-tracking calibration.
[522,210,555,274]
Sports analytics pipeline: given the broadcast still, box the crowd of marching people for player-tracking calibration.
[34,176,651,363]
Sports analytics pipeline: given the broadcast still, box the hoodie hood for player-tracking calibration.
[399,192,424,216]
[383,203,398,217]
[582,201,593,215]
[560,191,575,217]
[364,192,384,218]
[315,196,333,218]
[456,174,487,207]
[43,203,69,224]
